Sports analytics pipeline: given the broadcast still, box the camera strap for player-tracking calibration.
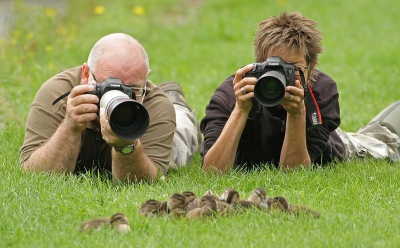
[299,70,322,130]
[52,91,70,106]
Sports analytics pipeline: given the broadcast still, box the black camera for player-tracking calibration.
[244,56,296,107]
[86,77,149,140]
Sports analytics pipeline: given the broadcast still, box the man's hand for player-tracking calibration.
[65,84,99,133]
[99,108,137,148]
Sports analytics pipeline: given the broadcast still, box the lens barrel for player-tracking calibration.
[100,90,149,140]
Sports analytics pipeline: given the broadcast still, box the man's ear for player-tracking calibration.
[81,63,90,85]
[148,69,152,76]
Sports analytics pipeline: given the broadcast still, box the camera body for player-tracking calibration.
[86,77,133,99]
[86,77,149,140]
[244,56,296,107]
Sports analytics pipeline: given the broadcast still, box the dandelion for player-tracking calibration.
[56,26,67,35]
[94,5,105,15]
[11,39,18,45]
[0,38,6,47]
[276,0,287,6]
[46,45,52,52]
[26,32,34,40]
[45,8,57,18]
[13,30,21,38]
[133,6,145,15]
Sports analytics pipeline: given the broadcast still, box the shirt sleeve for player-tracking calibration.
[200,75,236,159]
[140,82,176,174]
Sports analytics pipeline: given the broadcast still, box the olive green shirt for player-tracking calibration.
[20,66,176,174]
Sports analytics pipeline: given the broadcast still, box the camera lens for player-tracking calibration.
[111,102,135,126]
[109,100,149,139]
[258,78,283,100]
[100,90,149,140]
[254,71,286,107]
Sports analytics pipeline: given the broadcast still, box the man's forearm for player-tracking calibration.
[111,140,158,183]
[23,121,81,173]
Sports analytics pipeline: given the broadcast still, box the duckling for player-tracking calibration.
[167,193,188,217]
[203,189,221,201]
[203,188,234,215]
[186,195,218,219]
[181,191,200,211]
[224,187,261,210]
[79,212,130,234]
[216,199,235,216]
[220,187,236,201]
[267,196,289,211]
[79,216,110,233]
[157,201,168,217]
[139,199,162,217]
[288,204,321,218]
[247,188,269,210]
[110,212,131,234]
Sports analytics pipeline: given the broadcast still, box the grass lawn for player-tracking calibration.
[1,0,399,247]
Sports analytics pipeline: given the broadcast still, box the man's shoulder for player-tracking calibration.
[312,70,339,94]
[143,81,175,119]
[41,66,82,91]
[34,66,82,108]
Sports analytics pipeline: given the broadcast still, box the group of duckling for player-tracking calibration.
[139,187,320,220]
[77,187,320,233]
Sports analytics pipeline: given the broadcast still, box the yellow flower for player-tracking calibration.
[11,39,18,45]
[45,8,57,18]
[56,26,67,35]
[0,38,6,46]
[94,5,105,15]
[133,6,145,15]
[276,0,287,6]
[26,32,34,40]
[46,45,52,52]
[13,30,21,38]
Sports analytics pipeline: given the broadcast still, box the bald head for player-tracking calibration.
[87,33,149,82]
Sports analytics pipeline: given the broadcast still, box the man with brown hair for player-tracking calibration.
[200,12,400,172]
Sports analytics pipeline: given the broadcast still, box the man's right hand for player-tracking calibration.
[65,84,99,133]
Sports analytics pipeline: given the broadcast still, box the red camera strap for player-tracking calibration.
[299,70,322,130]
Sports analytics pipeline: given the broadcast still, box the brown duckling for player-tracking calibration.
[110,212,131,234]
[247,188,269,210]
[224,187,261,210]
[216,199,235,216]
[139,199,162,217]
[79,212,130,234]
[267,196,289,211]
[220,187,236,202]
[288,204,321,218]
[79,216,110,233]
[203,189,221,201]
[181,191,201,211]
[186,195,218,219]
[167,193,188,217]
[157,200,168,217]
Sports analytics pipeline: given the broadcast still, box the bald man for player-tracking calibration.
[20,33,200,183]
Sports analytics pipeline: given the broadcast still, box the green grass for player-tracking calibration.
[1,0,399,247]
